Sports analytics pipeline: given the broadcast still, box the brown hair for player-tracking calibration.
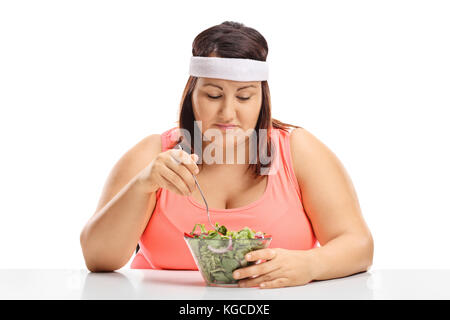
[175,21,302,178]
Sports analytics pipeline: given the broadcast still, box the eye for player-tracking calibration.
[207,95,251,101]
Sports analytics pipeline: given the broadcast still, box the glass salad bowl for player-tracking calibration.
[183,223,272,287]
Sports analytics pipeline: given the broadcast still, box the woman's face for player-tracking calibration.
[191,77,262,153]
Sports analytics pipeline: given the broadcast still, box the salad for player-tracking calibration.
[184,222,271,241]
[183,223,272,285]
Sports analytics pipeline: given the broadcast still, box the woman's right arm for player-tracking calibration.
[80,134,199,272]
[79,134,162,272]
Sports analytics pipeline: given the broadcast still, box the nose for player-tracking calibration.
[218,96,236,120]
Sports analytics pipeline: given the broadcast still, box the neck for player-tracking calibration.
[199,136,254,170]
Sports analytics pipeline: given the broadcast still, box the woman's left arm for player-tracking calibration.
[233,128,374,289]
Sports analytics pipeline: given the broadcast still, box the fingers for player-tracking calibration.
[241,268,286,288]
[169,149,199,175]
[157,149,199,196]
[165,158,197,194]
[158,171,187,196]
[232,253,284,288]
[232,252,279,281]
[257,277,289,289]
[144,147,200,196]
[191,153,199,165]
[245,248,277,263]
[157,164,192,196]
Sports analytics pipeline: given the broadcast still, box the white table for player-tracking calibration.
[0,269,449,300]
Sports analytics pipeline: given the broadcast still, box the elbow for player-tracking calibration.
[86,263,120,273]
[80,226,88,250]
[81,248,126,273]
[79,222,132,272]
[361,233,374,272]
[80,227,125,273]
[79,221,93,255]
[347,231,374,273]
[83,254,126,273]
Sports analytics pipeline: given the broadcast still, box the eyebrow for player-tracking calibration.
[203,83,257,91]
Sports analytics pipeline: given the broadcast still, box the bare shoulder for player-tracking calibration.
[289,127,340,182]
[289,127,372,244]
[130,133,162,162]
[94,133,162,213]
[114,133,162,175]
[289,127,332,154]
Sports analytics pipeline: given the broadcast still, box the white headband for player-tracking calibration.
[189,56,269,82]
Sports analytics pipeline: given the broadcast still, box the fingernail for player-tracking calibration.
[234,272,240,279]
[246,254,252,260]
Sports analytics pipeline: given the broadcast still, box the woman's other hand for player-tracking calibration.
[232,248,315,289]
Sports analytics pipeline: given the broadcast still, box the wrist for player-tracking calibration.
[304,247,320,282]
[133,172,159,194]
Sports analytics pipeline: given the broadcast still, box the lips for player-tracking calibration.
[215,124,237,129]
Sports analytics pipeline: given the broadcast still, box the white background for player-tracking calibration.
[0,0,449,270]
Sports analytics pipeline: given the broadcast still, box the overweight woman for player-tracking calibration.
[80,21,374,289]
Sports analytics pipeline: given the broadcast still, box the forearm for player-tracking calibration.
[307,233,374,281]
[80,175,155,271]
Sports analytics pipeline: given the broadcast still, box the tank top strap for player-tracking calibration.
[160,127,180,152]
[280,127,302,197]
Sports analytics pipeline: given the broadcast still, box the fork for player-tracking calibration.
[175,144,218,232]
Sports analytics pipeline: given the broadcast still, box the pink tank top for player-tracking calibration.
[130,126,318,270]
